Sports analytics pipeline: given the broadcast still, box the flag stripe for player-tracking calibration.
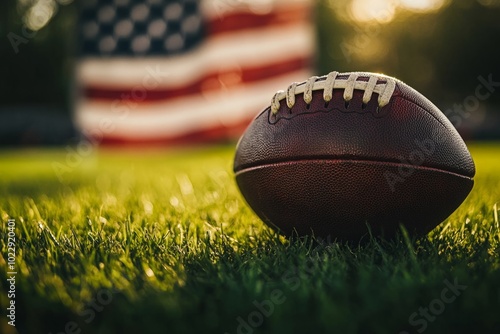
[75,0,315,144]
[84,56,310,102]
[76,69,311,140]
[100,118,251,146]
[200,0,311,19]
[206,3,311,36]
[77,22,314,89]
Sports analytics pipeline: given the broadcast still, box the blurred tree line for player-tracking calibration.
[317,0,500,108]
[0,0,499,115]
[0,0,77,111]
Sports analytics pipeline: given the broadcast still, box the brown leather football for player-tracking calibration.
[233,71,475,241]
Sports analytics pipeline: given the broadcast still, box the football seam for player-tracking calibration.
[262,82,449,131]
[234,158,474,180]
[395,84,451,130]
[264,93,448,129]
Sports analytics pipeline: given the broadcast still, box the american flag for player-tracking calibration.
[75,0,315,145]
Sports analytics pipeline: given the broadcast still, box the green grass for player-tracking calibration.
[0,143,499,334]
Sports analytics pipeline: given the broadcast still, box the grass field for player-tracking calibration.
[0,143,499,334]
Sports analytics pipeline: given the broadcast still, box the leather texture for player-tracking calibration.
[234,72,475,240]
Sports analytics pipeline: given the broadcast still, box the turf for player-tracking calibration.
[0,143,499,334]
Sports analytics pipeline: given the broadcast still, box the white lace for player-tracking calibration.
[271,71,397,114]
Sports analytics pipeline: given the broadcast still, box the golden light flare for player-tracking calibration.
[399,0,448,12]
[349,0,397,24]
[18,0,75,31]
[23,0,57,31]
[336,0,450,24]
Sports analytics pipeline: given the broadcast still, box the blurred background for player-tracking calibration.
[1,0,499,147]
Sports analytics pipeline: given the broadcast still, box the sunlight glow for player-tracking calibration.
[399,0,447,12]
[350,0,397,24]
[345,0,449,23]
[24,0,57,31]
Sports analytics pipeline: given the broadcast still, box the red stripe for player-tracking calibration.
[99,118,252,147]
[207,4,312,36]
[84,56,311,102]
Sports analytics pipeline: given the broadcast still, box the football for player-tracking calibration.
[233,71,476,241]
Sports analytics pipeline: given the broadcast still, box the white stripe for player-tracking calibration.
[77,23,314,89]
[75,70,311,140]
[201,0,313,19]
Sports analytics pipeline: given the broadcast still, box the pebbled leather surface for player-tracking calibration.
[233,72,476,239]
[235,160,473,240]
[234,73,475,177]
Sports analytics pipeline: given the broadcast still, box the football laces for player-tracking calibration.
[271,71,397,114]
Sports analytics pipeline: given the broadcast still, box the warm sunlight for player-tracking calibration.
[346,0,449,23]
[349,0,397,23]
[19,0,74,31]
[399,0,448,12]
[24,0,57,31]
